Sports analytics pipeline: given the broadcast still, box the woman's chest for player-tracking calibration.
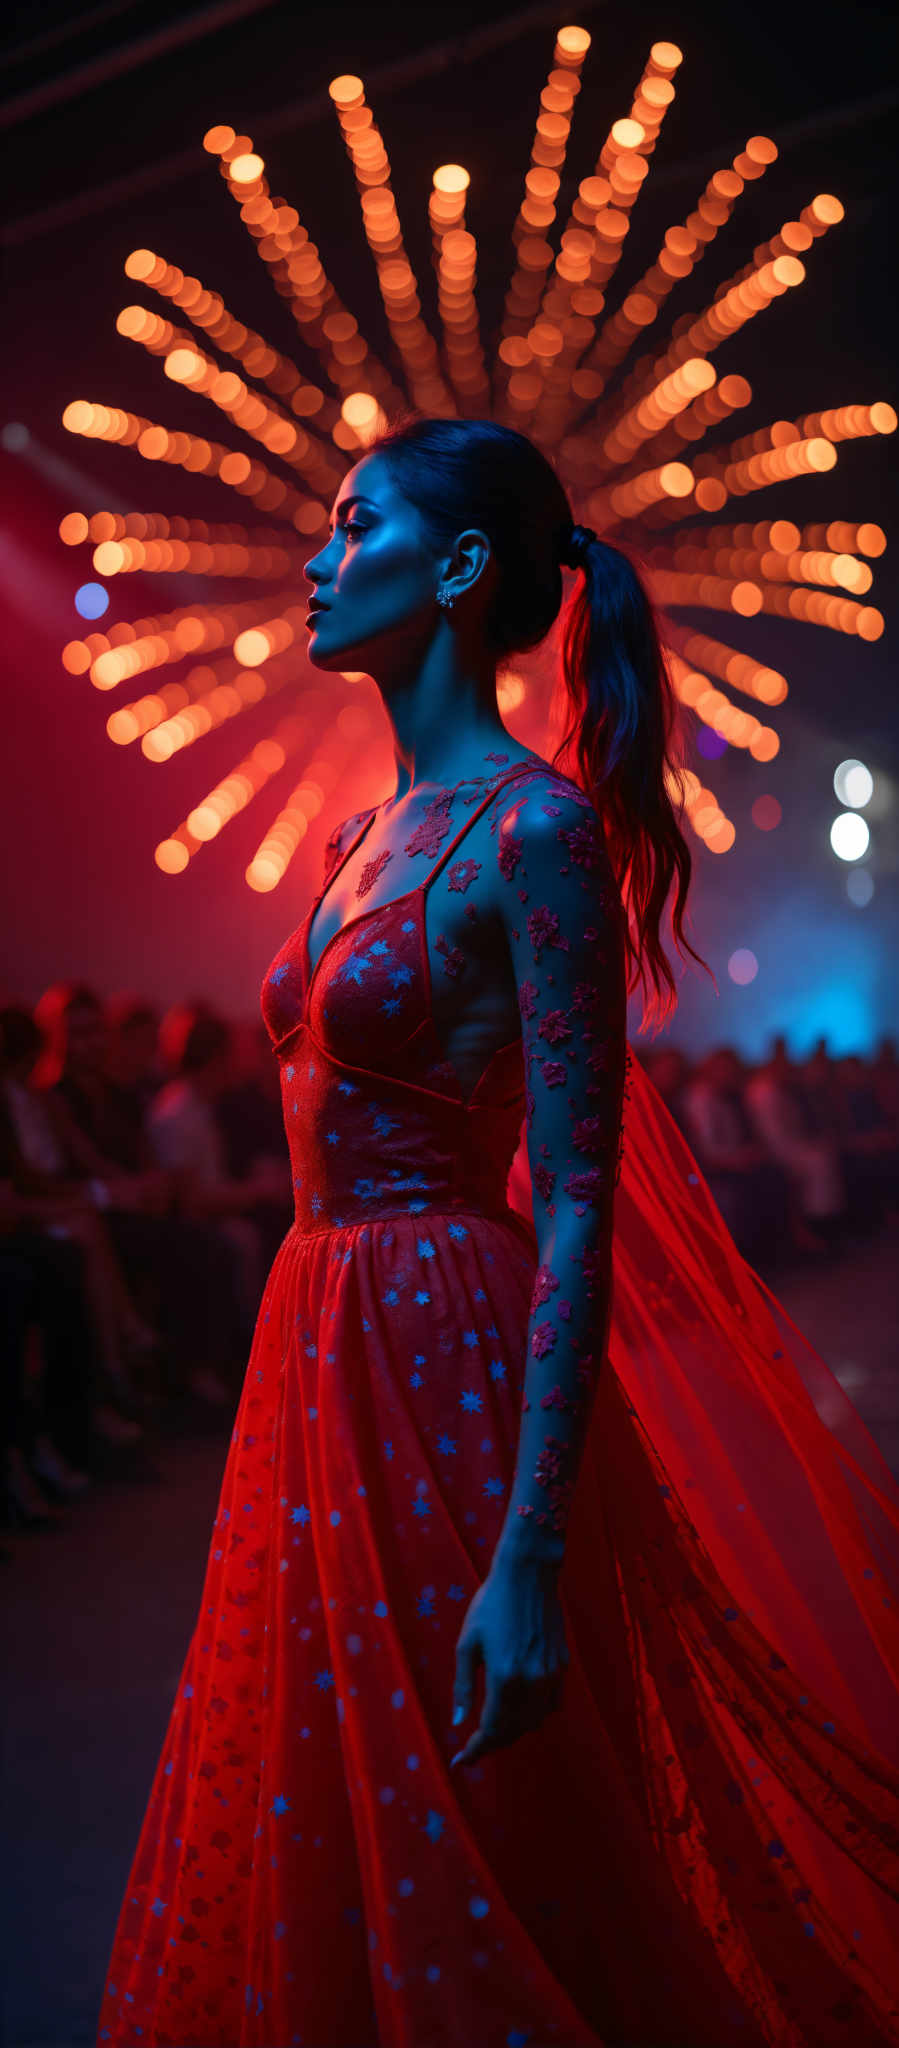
[306,797,526,1098]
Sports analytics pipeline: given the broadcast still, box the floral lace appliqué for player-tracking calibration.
[356,848,394,900]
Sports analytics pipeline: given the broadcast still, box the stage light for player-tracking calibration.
[830,813,870,861]
[751,796,782,831]
[57,33,893,883]
[728,949,759,985]
[75,583,110,619]
[833,759,874,808]
[696,726,728,759]
[846,869,874,907]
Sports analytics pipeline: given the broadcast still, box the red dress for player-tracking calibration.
[97,760,899,2048]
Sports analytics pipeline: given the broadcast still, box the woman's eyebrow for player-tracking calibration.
[330,494,378,530]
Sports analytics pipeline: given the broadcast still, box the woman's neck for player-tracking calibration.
[386,734,534,806]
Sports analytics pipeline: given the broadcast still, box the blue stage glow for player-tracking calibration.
[696,725,728,760]
[75,582,110,619]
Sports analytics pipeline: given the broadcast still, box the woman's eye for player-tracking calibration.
[344,522,365,539]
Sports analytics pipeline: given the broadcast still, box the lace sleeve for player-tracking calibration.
[489,773,630,1567]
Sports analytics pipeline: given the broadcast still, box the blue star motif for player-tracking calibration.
[271,1794,290,1816]
[369,939,393,957]
[414,1353,427,1365]
[462,1330,480,1349]
[372,1111,401,1137]
[402,919,416,934]
[314,1669,335,1690]
[460,1390,483,1412]
[417,1590,435,1616]
[489,1359,506,1381]
[383,1441,394,1460]
[382,996,405,1016]
[414,1289,430,1305]
[416,1238,436,1260]
[383,1287,400,1306]
[412,1496,432,1518]
[290,1505,310,1526]
[326,1129,340,1145]
[268,964,289,985]
[151,1897,167,1916]
[437,1434,457,1455]
[348,950,378,983]
[447,1220,469,1241]
[484,1477,505,1498]
[409,1371,424,1389]
[447,1584,465,1600]
[388,964,414,988]
[424,1810,445,1841]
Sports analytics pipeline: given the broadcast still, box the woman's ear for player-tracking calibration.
[444,527,494,605]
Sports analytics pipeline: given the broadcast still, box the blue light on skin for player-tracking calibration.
[696,725,728,760]
[75,583,110,619]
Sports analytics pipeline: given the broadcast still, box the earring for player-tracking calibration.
[437,588,455,611]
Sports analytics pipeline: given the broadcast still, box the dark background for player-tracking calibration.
[2,0,897,1054]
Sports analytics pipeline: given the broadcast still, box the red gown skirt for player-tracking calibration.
[95,1033,899,2048]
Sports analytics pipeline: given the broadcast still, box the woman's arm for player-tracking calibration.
[489,776,629,1570]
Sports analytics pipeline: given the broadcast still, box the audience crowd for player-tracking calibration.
[2,981,897,1548]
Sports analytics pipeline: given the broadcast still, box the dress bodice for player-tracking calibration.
[260,763,548,1238]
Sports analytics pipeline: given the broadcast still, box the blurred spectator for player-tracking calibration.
[0,1177,99,1524]
[32,982,162,1181]
[1,1003,155,1431]
[797,1044,844,1143]
[101,994,166,1170]
[835,1054,899,1227]
[217,1019,293,1272]
[872,1036,899,1124]
[744,1039,847,1251]
[149,1003,290,1351]
[26,988,254,1411]
[643,1047,690,1137]
[679,1047,792,1267]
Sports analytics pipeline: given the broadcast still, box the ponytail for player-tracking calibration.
[552,531,714,1033]
[366,415,713,1032]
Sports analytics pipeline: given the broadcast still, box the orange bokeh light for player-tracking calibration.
[433,164,470,193]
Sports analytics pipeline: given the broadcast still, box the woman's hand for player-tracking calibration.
[450,1553,569,1769]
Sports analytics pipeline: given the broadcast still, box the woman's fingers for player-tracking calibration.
[450,1673,562,1768]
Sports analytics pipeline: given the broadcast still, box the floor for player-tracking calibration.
[2,1226,898,2048]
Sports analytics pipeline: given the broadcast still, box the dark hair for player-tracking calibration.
[106,994,159,1038]
[369,414,712,1031]
[160,1002,231,1077]
[0,1005,43,1072]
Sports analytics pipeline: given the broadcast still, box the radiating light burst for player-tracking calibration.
[58,29,892,885]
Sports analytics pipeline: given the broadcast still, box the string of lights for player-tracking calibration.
[57,26,893,885]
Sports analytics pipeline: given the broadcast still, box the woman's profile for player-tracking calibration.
[96,417,899,2048]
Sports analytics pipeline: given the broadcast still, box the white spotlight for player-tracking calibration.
[830,812,870,862]
[834,758,874,808]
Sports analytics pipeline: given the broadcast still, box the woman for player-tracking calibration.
[97,418,899,2048]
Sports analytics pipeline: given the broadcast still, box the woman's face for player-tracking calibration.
[302,453,442,674]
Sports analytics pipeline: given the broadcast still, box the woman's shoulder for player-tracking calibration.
[491,755,596,821]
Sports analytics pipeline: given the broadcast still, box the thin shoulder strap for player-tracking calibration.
[419,762,549,896]
[315,805,379,906]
